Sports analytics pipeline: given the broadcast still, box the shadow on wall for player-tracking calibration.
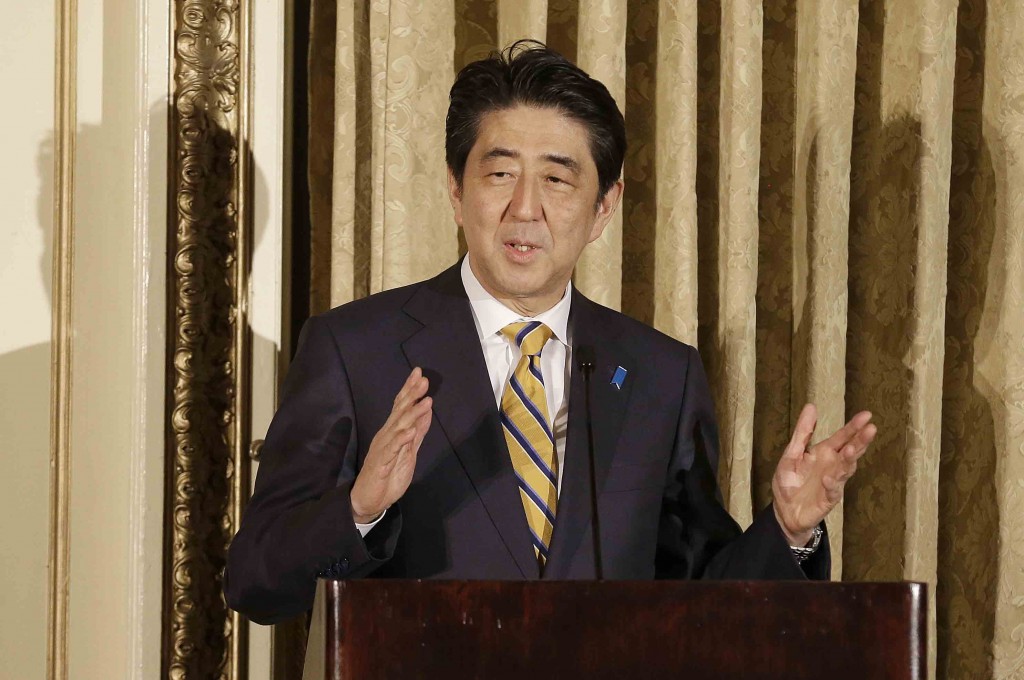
[0,132,58,458]
[0,132,56,478]
[0,97,280,676]
[842,0,1000,675]
[0,129,58,675]
[937,0,1000,676]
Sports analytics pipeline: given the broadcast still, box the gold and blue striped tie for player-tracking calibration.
[500,321,558,565]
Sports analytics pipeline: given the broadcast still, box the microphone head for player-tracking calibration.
[576,345,596,372]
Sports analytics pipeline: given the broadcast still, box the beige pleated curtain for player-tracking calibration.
[307,1,1024,677]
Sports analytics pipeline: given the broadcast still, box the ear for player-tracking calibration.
[447,168,464,228]
[587,178,624,243]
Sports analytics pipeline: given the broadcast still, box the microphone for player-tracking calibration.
[576,345,602,580]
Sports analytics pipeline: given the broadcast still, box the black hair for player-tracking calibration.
[445,40,626,200]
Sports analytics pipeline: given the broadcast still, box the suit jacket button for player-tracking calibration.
[340,558,349,572]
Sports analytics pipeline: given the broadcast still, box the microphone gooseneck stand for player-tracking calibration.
[577,346,602,581]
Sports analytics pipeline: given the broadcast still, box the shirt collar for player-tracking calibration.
[461,256,572,347]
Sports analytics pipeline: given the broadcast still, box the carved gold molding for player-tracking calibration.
[165,1,253,679]
[47,0,77,678]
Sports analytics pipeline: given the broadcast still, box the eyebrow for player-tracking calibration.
[543,153,581,175]
[481,147,519,162]
[480,147,582,175]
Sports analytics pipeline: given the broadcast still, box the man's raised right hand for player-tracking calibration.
[349,367,432,524]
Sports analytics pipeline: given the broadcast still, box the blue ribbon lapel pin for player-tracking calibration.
[610,366,627,390]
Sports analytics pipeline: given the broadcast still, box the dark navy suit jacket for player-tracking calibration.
[225,262,828,625]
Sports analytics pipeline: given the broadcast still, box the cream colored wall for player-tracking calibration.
[65,0,168,677]
[66,0,288,673]
[2,0,287,675]
[249,0,289,676]
[1,0,168,677]
[0,1,57,677]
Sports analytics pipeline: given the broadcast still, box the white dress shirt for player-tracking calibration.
[355,257,573,536]
[460,255,573,495]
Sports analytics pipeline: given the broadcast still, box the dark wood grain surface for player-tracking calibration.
[321,580,925,679]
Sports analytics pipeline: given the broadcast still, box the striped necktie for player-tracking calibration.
[500,321,558,566]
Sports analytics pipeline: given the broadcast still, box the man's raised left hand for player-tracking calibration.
[771,404,877,547]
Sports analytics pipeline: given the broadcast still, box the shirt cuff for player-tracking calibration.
[355,508,386,538]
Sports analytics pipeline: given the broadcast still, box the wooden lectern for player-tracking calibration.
[302,580,926,679]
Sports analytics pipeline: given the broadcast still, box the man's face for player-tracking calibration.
[448,105,623,315]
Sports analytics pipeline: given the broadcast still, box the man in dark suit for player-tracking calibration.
[225,42,876,626]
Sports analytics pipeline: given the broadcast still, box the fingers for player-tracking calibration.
[374,368,432,462]
[383,395,433,458]
[825,421,877,496]
[352,368,433,520]
[839,421,876,460]
[391,367,430,415]
[775,407,878,528]
[821,410,873,451]
[398,396,434,443]
[784,403,818,459]
[386,369,430,429]
[409,408,433,453]
[850,421,877,454]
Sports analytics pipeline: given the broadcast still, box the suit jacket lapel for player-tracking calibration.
[400,263,539,579]
[545,290,635,578]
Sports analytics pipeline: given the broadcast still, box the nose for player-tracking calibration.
[508,175,543,223]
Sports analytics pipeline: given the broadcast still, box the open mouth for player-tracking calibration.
[506,240,540,252]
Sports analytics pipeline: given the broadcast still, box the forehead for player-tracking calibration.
[470,105,595,168]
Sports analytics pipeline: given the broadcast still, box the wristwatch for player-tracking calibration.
[790,525,823,563]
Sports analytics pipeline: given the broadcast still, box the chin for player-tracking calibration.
[497,284,543,301]
[495,272,545,296]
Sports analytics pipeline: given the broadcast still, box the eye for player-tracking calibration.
[491,171,511,179]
